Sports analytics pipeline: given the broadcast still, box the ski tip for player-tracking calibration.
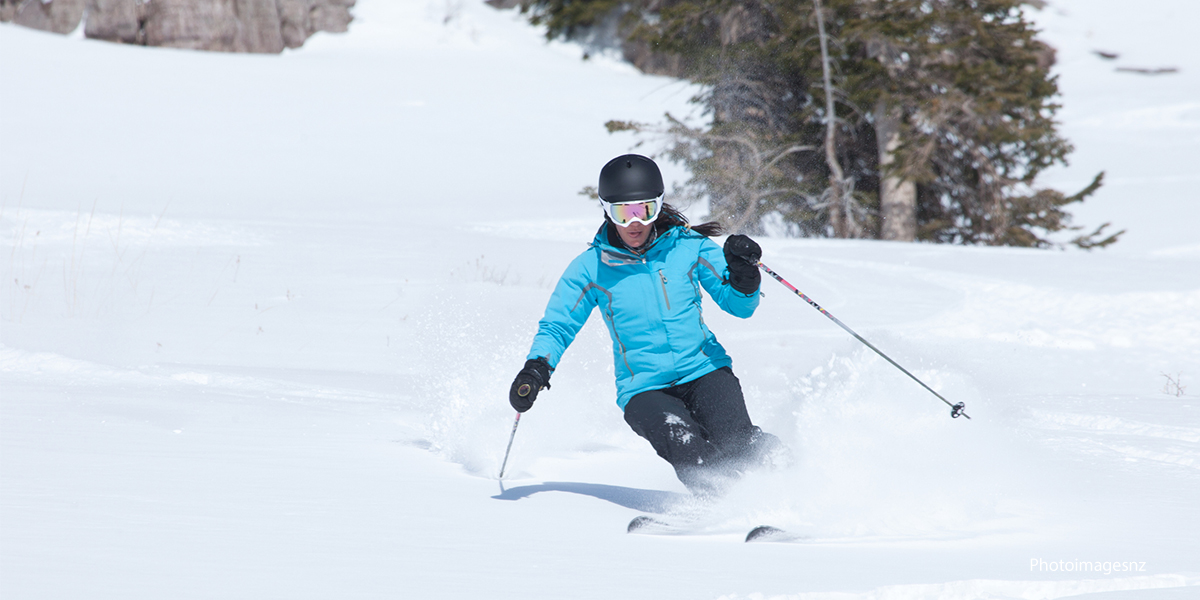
[745,525,789,543]
[627,515,658,534]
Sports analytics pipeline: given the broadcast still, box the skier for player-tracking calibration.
[508,154,783,497]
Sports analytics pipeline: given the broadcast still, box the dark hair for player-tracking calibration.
[655,203,724,237]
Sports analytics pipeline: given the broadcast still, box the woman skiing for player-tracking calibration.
[509,154,781,497]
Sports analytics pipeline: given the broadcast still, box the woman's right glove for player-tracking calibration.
[509,357,552,412]
[723,234,762,295]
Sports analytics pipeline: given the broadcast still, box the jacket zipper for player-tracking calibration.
[657,269,671,311]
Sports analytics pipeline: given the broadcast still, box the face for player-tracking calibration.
[616,220,652,248]
[604,197,661,249]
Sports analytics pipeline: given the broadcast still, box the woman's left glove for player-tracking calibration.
[509,357,552,412]
[724,234,762,294]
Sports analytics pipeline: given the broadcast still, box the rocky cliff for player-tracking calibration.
[1,0,354,53]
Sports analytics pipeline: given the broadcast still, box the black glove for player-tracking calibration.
[724,234,762,295]
[509,357,552,413]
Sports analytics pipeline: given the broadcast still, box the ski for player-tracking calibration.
[627,515,687,535]
[745,525,805,543]
[630,516,807,543]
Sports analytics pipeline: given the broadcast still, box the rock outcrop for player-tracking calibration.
[1,0,354,52]
[2,0,86,34]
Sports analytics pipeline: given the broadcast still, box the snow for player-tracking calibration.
[1,1,1197,599]
[1029,0,1200,255]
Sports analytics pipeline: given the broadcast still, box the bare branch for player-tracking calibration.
[763,145,819,173]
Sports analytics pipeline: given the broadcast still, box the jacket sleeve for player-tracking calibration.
[696,237,760,318]
[527,252,597,369]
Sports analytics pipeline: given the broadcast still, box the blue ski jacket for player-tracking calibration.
[527,224,760,410]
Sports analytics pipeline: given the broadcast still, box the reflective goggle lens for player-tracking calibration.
[606,198,661,226]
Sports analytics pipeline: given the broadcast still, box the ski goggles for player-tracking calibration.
[602,195,663,227]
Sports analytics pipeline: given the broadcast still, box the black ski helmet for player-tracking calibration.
[598,154,664,203]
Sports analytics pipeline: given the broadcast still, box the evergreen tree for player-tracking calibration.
[518,0,1120,248]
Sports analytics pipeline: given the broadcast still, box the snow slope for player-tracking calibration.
[2,1,1198,598]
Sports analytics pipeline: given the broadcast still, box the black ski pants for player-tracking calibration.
[623,367,762,495]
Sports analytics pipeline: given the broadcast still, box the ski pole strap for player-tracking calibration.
[757,261,970,420]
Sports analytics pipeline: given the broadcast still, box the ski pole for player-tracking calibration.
[758,261,969,419]
[498,412,522,479]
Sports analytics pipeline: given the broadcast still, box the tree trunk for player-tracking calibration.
[814,0,860,238]
[875,103,916,241]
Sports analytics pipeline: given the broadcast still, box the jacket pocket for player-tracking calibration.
[603,311,636,377]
